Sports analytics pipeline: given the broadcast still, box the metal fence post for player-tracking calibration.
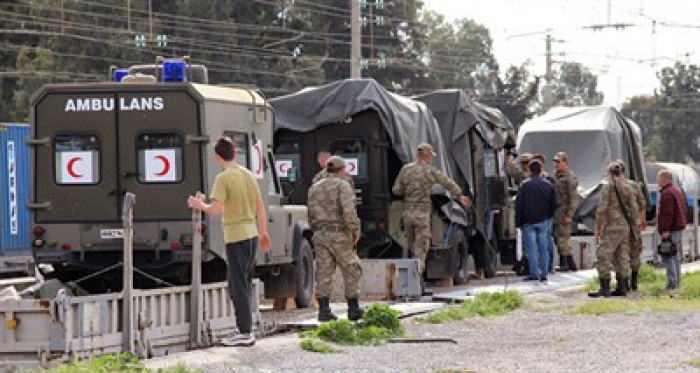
[122,193,136,354]
[190,192,204,348]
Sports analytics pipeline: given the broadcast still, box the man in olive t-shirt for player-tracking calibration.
[188,137,270,347]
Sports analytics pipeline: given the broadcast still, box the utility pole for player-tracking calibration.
[148,0,153,41]
[543,34,554,111]
[350,0,361,78]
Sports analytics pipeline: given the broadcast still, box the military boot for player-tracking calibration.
[588,279,611,298]
[611,277,628,297]
[317,297,338,322]
[567,255,578,272]
[347,298,364,322]
[630,271,639,291]
[558,256,570,272]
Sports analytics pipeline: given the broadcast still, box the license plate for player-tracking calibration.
[100,229,124,239]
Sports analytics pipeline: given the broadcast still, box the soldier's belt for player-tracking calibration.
[404,202,431,211]
[315,224,346,232]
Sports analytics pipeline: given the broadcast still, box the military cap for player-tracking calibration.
[553,152,568,162]
[520,153,533,163]
[326,156,346,171]
[417,142,436,156]
[607,161,623,174]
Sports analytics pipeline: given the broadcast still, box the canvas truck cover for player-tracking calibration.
[414,89,516,189]
[270,78,450,174]
[517,106,649,221]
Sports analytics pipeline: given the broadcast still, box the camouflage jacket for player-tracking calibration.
[392,161,462,205]
[307,175,360,233]
[628,179,647,221]
[506,161,529,185]
[554,169,579,219]
[595,177,639,231]
[312,168,355,190]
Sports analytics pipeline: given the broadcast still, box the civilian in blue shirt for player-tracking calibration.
[516,160,556,282]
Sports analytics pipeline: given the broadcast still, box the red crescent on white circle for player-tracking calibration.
[155,155,171,176]
[279,163,288,173]
[67,157,83,178]
[349,162,356,172]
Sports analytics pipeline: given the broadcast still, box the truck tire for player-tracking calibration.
[294,239,315,308]
[483,245,497,279]
[452,229,469,285]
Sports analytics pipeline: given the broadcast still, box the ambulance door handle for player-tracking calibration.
[121,171,141,178]
[107,190,117,197]
[27,201,52,211]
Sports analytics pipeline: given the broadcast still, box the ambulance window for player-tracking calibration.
[224,131,249,168]
[275,140,301,181]
[54,135,100,185]
[329,139,367,180]
[136,134,183,184]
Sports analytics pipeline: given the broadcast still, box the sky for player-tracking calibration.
[424,0,700,108]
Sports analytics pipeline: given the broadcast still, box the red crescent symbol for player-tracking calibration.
[254,143,263,174]
[67,157,83,178]
[279,162,288,173]
[349,162,356,172]
[155,155,170,176]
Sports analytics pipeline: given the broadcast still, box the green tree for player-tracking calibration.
[11,46,56,121]
[622,62,700,162]
[546,61,604,109]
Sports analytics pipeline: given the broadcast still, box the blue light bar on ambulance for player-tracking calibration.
[113,68,129,82]
[162,59,188,82]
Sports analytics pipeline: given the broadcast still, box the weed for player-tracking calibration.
[417,290,524,324]
[685,358,700,369]
[24,353,201,373]
[568,298,700,316]
[299,303,405,352]
[299,338,342,354]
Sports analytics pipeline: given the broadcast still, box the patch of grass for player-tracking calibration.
[417,290,524,324]
[685,358,700,369]
[299,303,405,352]
[299,338,342,354]
[25,354,200,373]
[568,298,700,316]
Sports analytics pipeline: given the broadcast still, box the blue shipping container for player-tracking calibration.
[0,123,31,254]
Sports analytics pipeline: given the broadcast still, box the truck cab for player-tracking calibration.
[29,60,314,306]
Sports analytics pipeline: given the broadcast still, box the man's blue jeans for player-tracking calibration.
[523,219,551,280]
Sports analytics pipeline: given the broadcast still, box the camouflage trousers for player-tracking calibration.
[312,231,362,299]
[554,222,572,256]
[403,210,431,274]
[595,226,630,280]
[629,230,643,272]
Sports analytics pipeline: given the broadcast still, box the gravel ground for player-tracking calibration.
[146,288,700,372]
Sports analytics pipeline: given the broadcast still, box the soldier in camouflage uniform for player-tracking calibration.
[312,150,355,189]
[589,162,639,298]
[553,152,579,272]
[307,156,363,322]
[506,152,533,185]
[618,160,647,291]
[392,143,471,280]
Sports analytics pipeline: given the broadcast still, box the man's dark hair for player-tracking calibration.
[214,137,236,161]
[528,160,542,175]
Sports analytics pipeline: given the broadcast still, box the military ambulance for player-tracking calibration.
[28,58,315,307]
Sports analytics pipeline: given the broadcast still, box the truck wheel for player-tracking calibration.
[294,239,314,308]
[483,245,497,279]
[452,229,469,285]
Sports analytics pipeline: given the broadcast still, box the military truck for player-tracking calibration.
[414,90,517,278]
[271,79,473,285]
[28,59,315,306]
